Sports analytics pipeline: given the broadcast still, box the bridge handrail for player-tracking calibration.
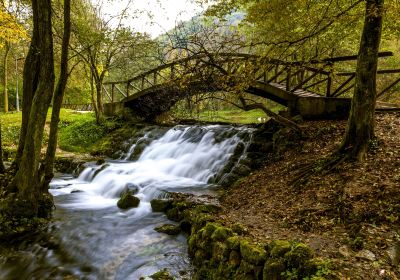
[103,51,393,86]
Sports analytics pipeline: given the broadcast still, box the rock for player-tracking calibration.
[211,226,233,242]
[284,243,314,267]
[338,245,351,258]
[240,240,267,265]
[70,189,83,193]
[269,240,291,258]
[355,249,376,261]
[148,269,174,280]
[96,158,105,165]
[124,183,140,194]
[387,242,400,266]
[117,192,140,209]
[263,259,286,280]
[150,199,172,212]
[154,224,181,235]
[231,223,248,235]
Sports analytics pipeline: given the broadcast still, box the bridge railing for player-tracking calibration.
[102,51,398,104]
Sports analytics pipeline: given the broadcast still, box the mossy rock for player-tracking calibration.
[149,269,174,280]
[229,250,242,267]
[211,226,233,242]
[150,199,172,212]
[195,204,222,214]
[166,208,183,222]
[263,259,286,280]
[269,240,291,258]
[236,260,256,279]
[302,258,330,278]
[117,192,140,209]
[227,236,241,250]
[284,243,314,268]
[154,224,181,235]
[193,249,208,266]
[240,240,267,265]
[188,235,197,256]
[201,222,219,239]
[216,263,237,279]
[212,241,230,263]
[231,223,248,235]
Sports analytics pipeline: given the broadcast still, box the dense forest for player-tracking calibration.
[0,0,399,279]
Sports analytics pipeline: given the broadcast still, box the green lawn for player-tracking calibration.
[0,109,114,154]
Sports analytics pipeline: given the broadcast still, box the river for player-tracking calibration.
[0,125,253,280]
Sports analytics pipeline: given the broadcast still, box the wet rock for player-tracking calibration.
[117,191,140,209]
[140,269,174,280]
[96,158,105,165]
[154,224,181,235]
[93,164,109,178]
[232,164,251,176]
[124,183,139,194]
[355,249,376,261]
[150,199,172,212]
[70,189,83,194]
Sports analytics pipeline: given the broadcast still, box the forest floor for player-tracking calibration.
[218,112,400,279]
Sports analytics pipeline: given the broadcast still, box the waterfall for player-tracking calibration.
[50,125,252,209]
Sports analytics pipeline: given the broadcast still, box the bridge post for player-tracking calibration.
[286,68,292,91]
[126,82,130,97]
[153,71,157,85]
[326,76,332,97]
[111,84,115,103]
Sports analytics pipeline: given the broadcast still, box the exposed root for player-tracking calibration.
[291,151,349,188]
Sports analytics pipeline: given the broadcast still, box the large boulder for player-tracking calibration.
[117,191,140,209]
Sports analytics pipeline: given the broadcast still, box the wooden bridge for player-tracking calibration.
[97,52,400,120]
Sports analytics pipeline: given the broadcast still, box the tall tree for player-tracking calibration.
[339,0,384,160]
[40,0,71,190]
[8,0,55,219]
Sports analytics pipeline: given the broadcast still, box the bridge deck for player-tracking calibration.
[100,52,399,120]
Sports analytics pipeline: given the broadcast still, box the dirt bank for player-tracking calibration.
[219,112,400,279]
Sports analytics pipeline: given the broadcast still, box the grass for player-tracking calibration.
[195,107,282,124]
[0,109,118,154]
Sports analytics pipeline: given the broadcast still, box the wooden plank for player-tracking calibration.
[378,77,400,98]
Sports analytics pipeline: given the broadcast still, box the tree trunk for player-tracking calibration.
[95,80,103,118]
[40,0,71,191]
[90,71,100,123]
[15,3,40,166]
[11,0,55,219]
[0,122,5,174]
[3,42,10,113]
[340,0,384,161]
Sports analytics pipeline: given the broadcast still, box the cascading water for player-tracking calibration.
[0,125,253,280]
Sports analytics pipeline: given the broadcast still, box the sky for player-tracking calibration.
[101,0,210,37]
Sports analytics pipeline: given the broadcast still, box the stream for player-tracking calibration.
[0,125,254,280]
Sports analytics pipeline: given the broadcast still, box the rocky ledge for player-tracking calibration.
[150,193,331,280]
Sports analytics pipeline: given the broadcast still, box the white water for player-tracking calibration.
[50,125,247,210]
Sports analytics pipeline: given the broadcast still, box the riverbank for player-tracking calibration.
[217,112,400,279]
